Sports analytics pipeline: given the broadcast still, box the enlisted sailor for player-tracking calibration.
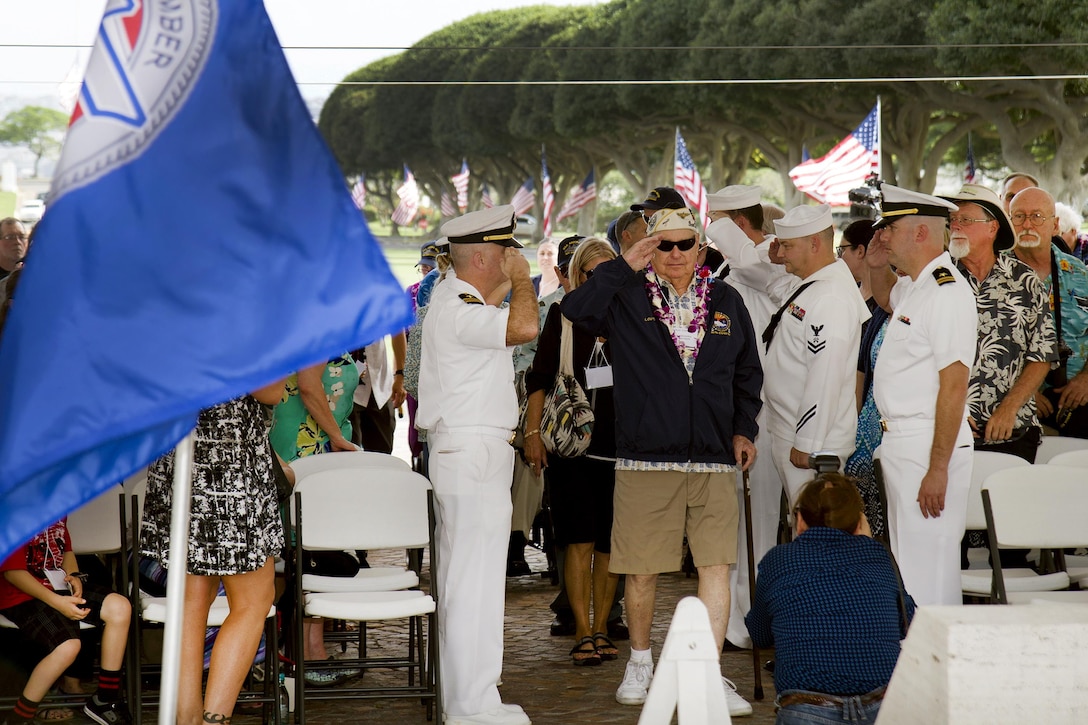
[703,184,788,648]
[417,204,538,725]
[870,184,976,607]
[762,203,871,506]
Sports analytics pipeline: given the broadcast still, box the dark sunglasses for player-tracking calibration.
[582,269,594,279]
[657,238,698,253]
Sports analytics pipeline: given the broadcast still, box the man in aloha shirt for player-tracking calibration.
[944,184,1058,462]
[1011,187,1088,440]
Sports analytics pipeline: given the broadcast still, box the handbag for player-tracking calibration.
[540,317,594,457]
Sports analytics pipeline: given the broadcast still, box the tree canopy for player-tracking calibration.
[0,106,68,177]
[318,0,1088,224]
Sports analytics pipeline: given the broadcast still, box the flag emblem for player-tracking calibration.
[57,0,217,199]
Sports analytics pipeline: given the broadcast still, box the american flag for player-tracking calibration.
[541,149,555,237]
[351,176,366,210]
[674,128,709,228]
[789,104,880,206]
[481,183,494,209]
[964,134,977,184]
[556,169,597,222]
[440,191,456,218]
[510,178,535,216]
[451,160,470,211]
[391,165,419,227]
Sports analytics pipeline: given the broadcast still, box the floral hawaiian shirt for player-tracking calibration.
[957,253,1057,429]
[1046,247,1088,381]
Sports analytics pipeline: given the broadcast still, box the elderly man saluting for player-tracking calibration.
[562,205,762,717]
[418,205,538,725]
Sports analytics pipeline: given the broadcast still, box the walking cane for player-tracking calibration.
[742,469,764,701]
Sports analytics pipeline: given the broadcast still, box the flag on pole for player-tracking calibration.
[391,164,419,226]
[674,128,709,228]
[481,183,494,209]
[440,190,456,218]
[510,178,535,216]
[789,105,880,206]
[451,160,470,212]
[0,0,413,561]
[541,148,555,237]
[556,169,597,222]
[351,176,366,210]
[964,134,977,184]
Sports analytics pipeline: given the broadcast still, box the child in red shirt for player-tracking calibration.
[0,519,133,725]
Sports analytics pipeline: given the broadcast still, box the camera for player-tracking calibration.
[1046,341,1073,388]
[847,173,882,220]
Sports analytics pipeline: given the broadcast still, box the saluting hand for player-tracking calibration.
[502,247,531,280]
[622,235,660,272]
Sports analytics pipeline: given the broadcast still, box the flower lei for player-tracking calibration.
[645,264,713,361]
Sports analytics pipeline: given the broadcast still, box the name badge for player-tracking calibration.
[584,339,613,389]
[44,568,68,592]
[584,364,613,389]
[675,328,699,349]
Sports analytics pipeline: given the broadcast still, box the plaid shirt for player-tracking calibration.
[746,527,914,695]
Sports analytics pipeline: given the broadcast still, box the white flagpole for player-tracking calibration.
[158,431,195,725]
[876,96,883,180]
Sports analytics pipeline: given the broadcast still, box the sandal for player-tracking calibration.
[36,707,75,722]
[569,636,602,667]
[593,632,619,661]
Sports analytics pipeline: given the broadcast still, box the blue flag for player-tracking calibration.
[0,0,413,560]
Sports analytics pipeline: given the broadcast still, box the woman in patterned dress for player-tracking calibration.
[268,353,360,684]
[141,380,285,725]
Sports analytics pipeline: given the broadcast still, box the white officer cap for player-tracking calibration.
[441,204,523,248]
[874,184,957,229]
[773,203,833,239]
[707,185,763,212]
[646,207,701,237]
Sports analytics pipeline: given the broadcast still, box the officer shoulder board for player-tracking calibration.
[932,267,956,286]
[458,293,484,305]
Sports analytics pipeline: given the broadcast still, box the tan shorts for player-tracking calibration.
[610,468,738,575]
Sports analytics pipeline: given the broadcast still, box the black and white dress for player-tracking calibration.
[142,395,284,576]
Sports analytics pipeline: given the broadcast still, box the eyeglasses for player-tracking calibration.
[948,215,992,226]
[1,233,27,242]
[656,238,698,253]
[582,269,594,279]
[1010,212,1054,226]
[836,244,855,258]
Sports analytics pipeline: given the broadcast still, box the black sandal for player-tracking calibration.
[592,632,618,660]
[570,636,602,666]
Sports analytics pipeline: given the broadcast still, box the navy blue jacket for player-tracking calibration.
[561,256,762,465]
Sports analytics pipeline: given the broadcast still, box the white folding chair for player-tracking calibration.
[288,450,411,481]
[1046,449,1088,468]
[292,468,439,723]
[982,465,1088,604]
[1035,435,1088,463]
[958,452,1054,599]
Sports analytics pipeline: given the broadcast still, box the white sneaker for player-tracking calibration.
[615,659,654,705]
[444,704,531,725]
[722,676,753,717]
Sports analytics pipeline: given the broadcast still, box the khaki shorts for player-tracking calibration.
[610,468,738,575]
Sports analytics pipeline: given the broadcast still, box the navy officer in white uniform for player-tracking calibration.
[763,203,871,507]
[870,184,977,607]
[417,204,538,725]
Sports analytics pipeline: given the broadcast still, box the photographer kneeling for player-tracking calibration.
[746,474,914,724]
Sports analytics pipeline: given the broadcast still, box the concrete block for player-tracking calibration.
[878,605,1088,724]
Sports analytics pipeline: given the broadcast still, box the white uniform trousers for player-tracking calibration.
[880,422,972,607]
[726,423,783,648]
[428,431,515,716]
[769,434,855,509]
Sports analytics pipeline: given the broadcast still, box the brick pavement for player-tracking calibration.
[251,545,780,725]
